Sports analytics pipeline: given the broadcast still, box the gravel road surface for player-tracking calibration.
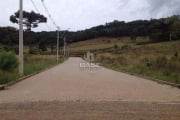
[0,101,180,120]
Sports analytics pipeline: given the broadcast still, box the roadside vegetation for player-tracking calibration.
[0,51,63,85]
[69,37,180,84]
[0,10,64,85]
[0,14,179,85]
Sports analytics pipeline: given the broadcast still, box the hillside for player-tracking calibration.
[0,15,180,52]
[68,36,149,53]
[69,37,180,84]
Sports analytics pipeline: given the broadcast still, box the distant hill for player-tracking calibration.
[0,15,180,53]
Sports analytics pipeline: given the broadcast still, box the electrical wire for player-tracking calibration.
[40,0,60,29]
[29,0,52,30]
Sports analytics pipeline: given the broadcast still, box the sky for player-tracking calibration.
[0,0,180,31]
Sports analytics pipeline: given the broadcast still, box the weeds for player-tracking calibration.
[96,41,180,84]
[0,55,63,85]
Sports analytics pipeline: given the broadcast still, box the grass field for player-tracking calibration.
[0,55,63,85]
[68,37,149,53]
[69,37,180,84]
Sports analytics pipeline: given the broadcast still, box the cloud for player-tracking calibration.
[146,0,180,17]
[0,0,179,31]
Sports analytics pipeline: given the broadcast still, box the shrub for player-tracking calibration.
[121,45,129,50]
[114,44,118,49]
[141,56,168,70]
[3,46,19,54]
[99,55,105,62]
[150,32,169,41]
[154,56,168,69]
[107,40,111,43]
[103,57,112,64]
[0,51,18,72]
[167,56,180,72]
[174,52,178,58]
[116,56,128,66]
[29,47,38,54]
[141,57,153,68]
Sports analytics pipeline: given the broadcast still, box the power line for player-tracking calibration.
[40,0,61,62]
[29,0,52,30]
[41,0,59,29]
[29,0,61,62]
[30,0,40,13]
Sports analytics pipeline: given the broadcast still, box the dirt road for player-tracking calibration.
[0,57,180,119]
[0,101,180,120]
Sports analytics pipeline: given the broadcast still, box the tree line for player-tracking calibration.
[0,15,180,53]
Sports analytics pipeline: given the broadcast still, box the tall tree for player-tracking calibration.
[10,10,47,50]
[10,10,47,31]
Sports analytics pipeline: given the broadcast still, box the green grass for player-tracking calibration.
[0,70,19,85]
[0,55,64,85]
[90,38,180,84]
[24,59,57,75]
[101,63,180,84]
[69,37,180,84]
[68,37,149,53]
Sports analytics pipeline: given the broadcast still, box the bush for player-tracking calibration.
[154,56,168,69]
[99,55,105,62]
[167,56,180,72]
[0,70,18,84]
[114,44,119,49]
[150,32,169,41]
[141,57,153,68]
[0,51,18,72]
[141,56,168,70]
[116,56,128,66]
[29,47,38,54]
[3,46,19,54]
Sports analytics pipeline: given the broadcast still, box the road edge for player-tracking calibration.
[99,64,180,89]
[0,59,67,91]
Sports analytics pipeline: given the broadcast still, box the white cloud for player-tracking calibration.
[0,0,179,31]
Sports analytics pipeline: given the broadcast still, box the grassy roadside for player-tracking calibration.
[100,62,180,84]
[95,40,180,84]
[68,37,180,84]
[0,55,64,85]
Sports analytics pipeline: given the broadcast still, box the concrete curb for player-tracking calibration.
[0,85,5,90]
[101,65,180,89]
[84,59,180,89]
[0,61,65,91]
[4,72,42,88]
[130,73,180,89]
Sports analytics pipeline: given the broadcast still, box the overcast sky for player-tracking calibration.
[0,0,180,31]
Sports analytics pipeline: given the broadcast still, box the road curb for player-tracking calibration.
[130,73,180,89]
[0,85,5,90]
[0,61,65,91]
[100,64,180,89]
[85,59,180,89]
[119,70,180,89]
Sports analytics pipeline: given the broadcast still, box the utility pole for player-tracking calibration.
[63,36,66,57]
[170,33,172,41]
[19,0,24,76]
[57,27,60,63]
[63,28,70,58]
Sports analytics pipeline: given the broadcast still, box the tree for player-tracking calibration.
[10,10,47,31]
[10,11,47,50]
[165,15,180,40]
